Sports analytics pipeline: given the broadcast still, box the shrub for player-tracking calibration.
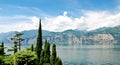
[4,49,37,65]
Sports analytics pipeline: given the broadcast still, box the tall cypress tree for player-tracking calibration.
[51,44,57,64]
[1,42,4,55]
[44,40,50,63]
[31,44,34,51]
[0,42,4,55]
[40,50,44,65]
[36,19,42,62]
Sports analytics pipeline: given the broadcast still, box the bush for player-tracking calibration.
[0,55,4,65]
[4,49,37,65]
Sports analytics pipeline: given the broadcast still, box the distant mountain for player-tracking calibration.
[86,26,120,42]
[0,26,120,46]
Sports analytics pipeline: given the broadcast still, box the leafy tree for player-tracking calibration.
[13,41,18,53]
[7,41,18,54]
[36,19,42,62]
[4,49,37,65]
[13,54,18,65]
[0,55,4,65]
[10,32,24,53]
[15,33,24,51]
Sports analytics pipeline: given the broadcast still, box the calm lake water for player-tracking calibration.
[56,45,120,65]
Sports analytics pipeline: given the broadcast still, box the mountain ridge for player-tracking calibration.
[0,26,120,45]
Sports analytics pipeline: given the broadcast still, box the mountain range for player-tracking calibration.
[0,26,120,46]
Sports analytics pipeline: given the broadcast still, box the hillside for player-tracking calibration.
[0,26,120,45]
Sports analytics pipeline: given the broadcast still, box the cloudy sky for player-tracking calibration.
[0,0,120,33]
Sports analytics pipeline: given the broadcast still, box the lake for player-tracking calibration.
[56,45,120,65]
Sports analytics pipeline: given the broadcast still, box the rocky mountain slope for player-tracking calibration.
[0,26,120,45]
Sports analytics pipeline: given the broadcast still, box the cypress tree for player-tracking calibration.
[1,42,4,55]
[51,44,57,64]
[36,19,42,62]
[40,50,44,65]
[55,57,62,65]
[31,44,34,51]
[44,40,50,63]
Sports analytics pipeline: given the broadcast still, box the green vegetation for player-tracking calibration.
[0,42,4,55]
[9,32,24,54]
[31,44,34,51]
[0,19,62,65]
[4,49,37,65]
[10,32,24,51]
[0,42,5,65]
[36,19,42,62]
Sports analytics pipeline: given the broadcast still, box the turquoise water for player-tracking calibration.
[56,45,120,65]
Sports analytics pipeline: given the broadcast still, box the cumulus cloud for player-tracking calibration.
[0,10,120,33]
[42,11,120,32]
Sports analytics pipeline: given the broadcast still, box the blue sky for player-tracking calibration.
[0,0,119,16]
[0,0,120,32]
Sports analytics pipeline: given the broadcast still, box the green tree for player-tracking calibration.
[50,44,62,65]
[10,32,24,52]
[51,44,57,64]
[36,19,42,62]
[0,42,4,55]
[40,50,44,65]
[7,41,18,54]
[31,44,34,51]
[4,49,37,65]
[44,40,50,63]
[15,33,24,51]
[13,41,18,53]
[54,57,62,65]
[0,55,4,65]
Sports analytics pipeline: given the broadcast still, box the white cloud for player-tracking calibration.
[0,16,39,33]
[1,10,120,33]
[82,11,120,30]
[42,11,120,32]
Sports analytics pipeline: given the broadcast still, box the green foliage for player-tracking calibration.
[50,44,62,65]
[54,57,62,65]
[51,44,57,64]
[0,42,4,55]
[13,55,18,65]
[0,55,4,65]
[4,50,37,65]
[36,19,42,62]
[50,55,53,65]
[3,19,62,65]
[43,63,51,65]
[31,44,34,51]
[14,41,18,53]
[44,40,50,63]
[10,32,24,53]
[15,33,24,51]
[40,50,44,65]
